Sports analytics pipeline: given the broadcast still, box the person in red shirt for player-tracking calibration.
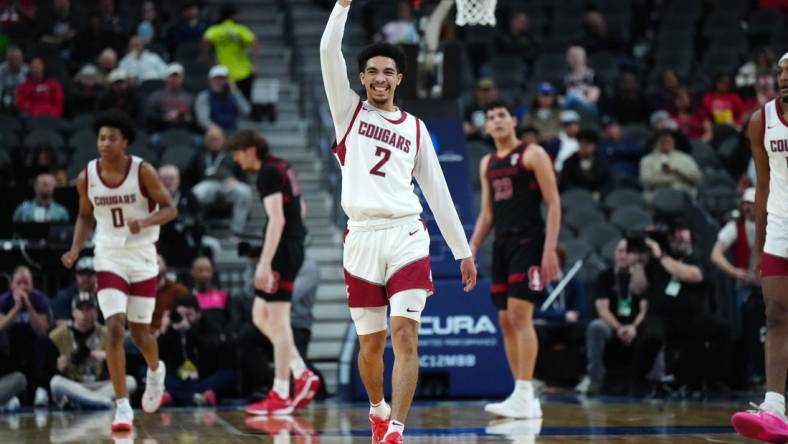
[702,73,745,128]
[669,87,712,143]
[15,57,63,117]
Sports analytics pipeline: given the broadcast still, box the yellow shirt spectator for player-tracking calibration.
[203,19,256,82]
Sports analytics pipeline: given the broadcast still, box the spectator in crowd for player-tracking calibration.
[649,69,681,112]
[495,11,538,65]
[0,372,26,411]
[0,45,26,111]
[563,45,601,111]
[702,73,746,128]
[71,14,125,67]
[189,256,232,326]
[711,186,760,297]
[118,35,167,84]
[0,0,35,38]
[15,57,64,117]
[151,255,189,334]
[158,164,204,269]
[0,266,51,405]
[96,0,129,35]
[463,78,499,141]
[744,71,778,116]
[145,63,194,131]
[636,223,731,393]
[736,46,775,89]
[12,173,70,223]
[583,10,623,54]
[518,125,539,146]
[52,256,97,327]
[157,294,237,406]
[560,128,612,196]
[598,115,645,179]
[135,1,163,47]
[38,0,77,54]
[49,292,137,409]
[167,1,208,59]
[66,64,103,117]
[194,65,251,133]
[552,109,581,172]
[203,3,258,100]
[602,70,650,125]
[577,238,648,396]
[668,87,712,143]
[379,1,419,44]
[96,48,118,86]
[521,82,561,143]
[20,145,65,187]
[192,125,253,235]
[533,247,586,386]
[97,69,140,120]
[639,129,702,201]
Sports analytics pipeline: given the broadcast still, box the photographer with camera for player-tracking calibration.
[634,221,731,394]
[157,294,237,406]
[577,238,649,396]
[49,292,137,409]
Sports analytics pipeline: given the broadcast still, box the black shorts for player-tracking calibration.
[491,232,546,310]
[255,238,304,302]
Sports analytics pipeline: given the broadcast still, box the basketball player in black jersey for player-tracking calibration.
[227,129,321,415]
[470,100,561,419]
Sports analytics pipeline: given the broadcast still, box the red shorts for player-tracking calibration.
[761,253,788,278]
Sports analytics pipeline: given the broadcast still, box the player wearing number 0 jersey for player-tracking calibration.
[321,1,477,443]
[469,100,561,420]
[61,110,177,432]
[732,52,788,443]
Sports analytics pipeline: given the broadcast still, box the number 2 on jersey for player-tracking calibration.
[370,146,391,177]
[111,208,124,228]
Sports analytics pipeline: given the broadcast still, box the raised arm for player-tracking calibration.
[62,170,95,269]
[749,109,769,276]
[319,0,360,139]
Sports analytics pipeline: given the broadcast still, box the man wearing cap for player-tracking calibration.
[521,82,561,143]
[49,292,137,409]
[553,109,581,172]
[598,115,645,179]
[559,128,612,196]
[53,256,98,327]
[145,63,194,131]
[68,64,105,116]
[464,78,499,140]
[195,65,250,133]
[118,35,167,84]
[97,68,141,120]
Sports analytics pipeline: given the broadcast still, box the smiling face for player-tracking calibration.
[359,56,402,108]
[484,106,517,142]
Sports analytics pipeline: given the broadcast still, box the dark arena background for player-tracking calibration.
[0,0,786,442]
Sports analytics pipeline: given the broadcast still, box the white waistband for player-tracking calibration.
[346,215,420,231]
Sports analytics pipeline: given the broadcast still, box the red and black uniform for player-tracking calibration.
[488,144,546,309]
[256,155,307,302]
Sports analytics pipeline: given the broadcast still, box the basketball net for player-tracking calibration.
[455,0,497,26]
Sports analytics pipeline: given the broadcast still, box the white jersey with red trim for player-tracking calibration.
[87,155,159,250]
[763,99,788,219]
[320,2,471,260]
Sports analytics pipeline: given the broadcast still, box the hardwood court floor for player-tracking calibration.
[0,398,756,443]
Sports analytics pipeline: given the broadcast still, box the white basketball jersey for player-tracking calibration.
[87,155,159,249]
[763,99,788,219]
[334,101,424,222]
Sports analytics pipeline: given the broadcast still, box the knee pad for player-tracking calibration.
[389,289,428,323]
[350,306,388,335]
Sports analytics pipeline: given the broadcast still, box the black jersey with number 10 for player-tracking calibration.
[487,144,544,236]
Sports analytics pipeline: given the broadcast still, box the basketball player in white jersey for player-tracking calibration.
[732,52,788,443]
[321,1,477,443]
[61,110,177,431]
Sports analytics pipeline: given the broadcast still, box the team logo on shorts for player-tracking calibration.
[527,266,543,291]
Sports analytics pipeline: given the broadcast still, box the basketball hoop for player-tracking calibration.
[455,0,497,27]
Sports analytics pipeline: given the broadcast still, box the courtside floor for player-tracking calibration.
[0,396,755,443]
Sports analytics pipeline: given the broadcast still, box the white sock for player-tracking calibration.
[765,392,786,412]
[290,354,308,379]
[273,378,290,399]
[385,420,404,437]
[514,379,534,398]
[370,399,391,419]
[116,397,130,408]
